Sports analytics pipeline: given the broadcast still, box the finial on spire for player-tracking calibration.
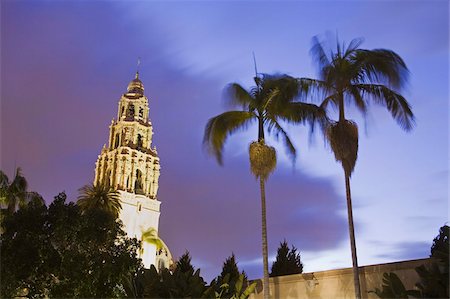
[136,57,141,79]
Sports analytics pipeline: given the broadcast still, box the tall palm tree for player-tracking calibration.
[299,35,414,299]
[77,184,122,218]
[204,73,324,299]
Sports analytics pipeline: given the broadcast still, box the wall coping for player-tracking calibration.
[267,258,432,284]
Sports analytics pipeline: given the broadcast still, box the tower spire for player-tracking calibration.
[136,57,141,79]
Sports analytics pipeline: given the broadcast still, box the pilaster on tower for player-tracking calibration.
[93,72,172,271]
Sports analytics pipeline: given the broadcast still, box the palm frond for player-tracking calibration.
[297,78,331,102]
[5,168,28,213]
[280,102,326,123]
[223,83,256,109]
[263,74,300,104]
[9,168,28,197]
[355,84,415,131]
[265,117,296,163]
[77,184,122,218]
[310,35,331,79]
[141,227,165,251]
[319,94,339,112]
[346,85,367,116]
[343,38,364,59]
[255,74,300,114]
[0,171,9,188]
[203,111,256,165]
[353,49,409,89]
[0,171,9,206]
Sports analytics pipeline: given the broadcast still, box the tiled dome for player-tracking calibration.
[127,72,144,95]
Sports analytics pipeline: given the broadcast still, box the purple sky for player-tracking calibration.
[1,0,448,281]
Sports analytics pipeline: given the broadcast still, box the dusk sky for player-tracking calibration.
[1,0,448,281]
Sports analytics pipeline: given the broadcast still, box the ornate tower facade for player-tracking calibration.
[94,72,172,270]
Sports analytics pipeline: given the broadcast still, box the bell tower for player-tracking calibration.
[94,72,172,270]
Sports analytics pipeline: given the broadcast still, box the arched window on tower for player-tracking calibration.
[135,169,144,195]
[126,104,135,119]
[121,106,125,118]
[158,259,166,272]
[137,134,143,149]
[106,170,112,188]
[114,134,120,149]
[139,107,144,118]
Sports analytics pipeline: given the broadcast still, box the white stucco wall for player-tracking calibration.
[249,258,431,299]
[118,191,161,268]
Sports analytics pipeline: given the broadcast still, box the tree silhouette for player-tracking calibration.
[210,254,249,299]
[219,254,241,282]
[372,225,449,298]
[1,192,141,298]
[270,240,303,277]
[431,224,449,268]
[176,251,195,274]
[0,168,44,215]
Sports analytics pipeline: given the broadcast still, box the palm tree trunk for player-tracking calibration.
[345,172,362,299]
[260,176,270,299]
[338,93,346,122]
[258,116,265,142]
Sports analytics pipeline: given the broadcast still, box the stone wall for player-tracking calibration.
[250,258,431,299]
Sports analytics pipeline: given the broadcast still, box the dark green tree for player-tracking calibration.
[430,224,449,267]
[136,251,207,298]
[77,183,122,218]
[0,193,50,297]
[205,273,256,299]
[372,225,449,299]
[300,35,414,299]
[176,251,196,274]
[204,73,324,299]
[208,254,249,299]
[414,224,449,298]
[1,192,142,298]
[131,266,162,298]
[219,254,241,282]
[370,272,420,298]
[270,240,303,277]
[0,168,44,215]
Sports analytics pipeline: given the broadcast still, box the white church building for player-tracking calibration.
[93,72,172,270]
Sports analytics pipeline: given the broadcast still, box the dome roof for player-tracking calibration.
[127,72,144,95]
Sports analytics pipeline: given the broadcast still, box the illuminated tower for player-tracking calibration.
[93,72,172,270]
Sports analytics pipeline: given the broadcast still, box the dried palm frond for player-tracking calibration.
[249,140,277,180]
[327,120,358,176]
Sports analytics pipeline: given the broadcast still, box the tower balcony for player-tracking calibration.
[119,141,158,157]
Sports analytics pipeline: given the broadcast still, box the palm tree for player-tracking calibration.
[204,73,324,299]
[77,183,122,218]
[299,35,414,299]
[0,168,44,214]
[141,227,165,251]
